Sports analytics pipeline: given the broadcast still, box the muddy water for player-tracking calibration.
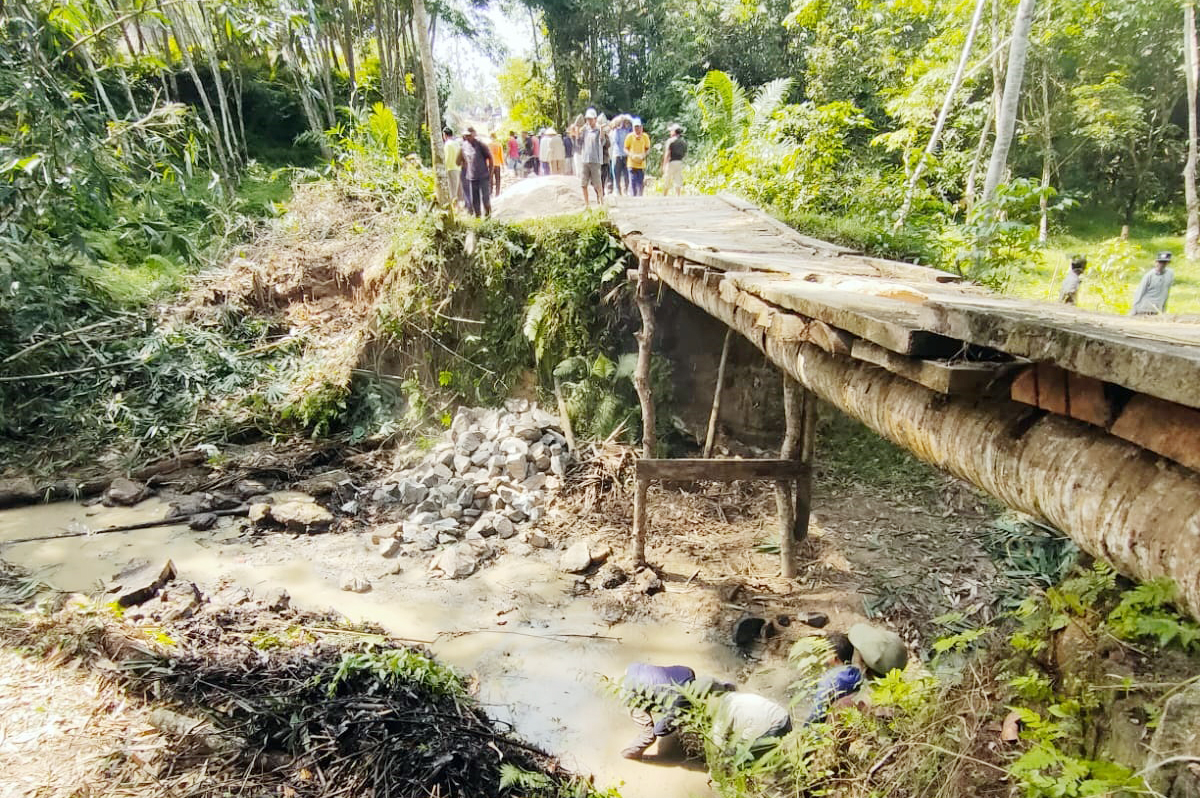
[0,501,746,798]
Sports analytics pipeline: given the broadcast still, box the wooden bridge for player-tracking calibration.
[606,194,1200,619]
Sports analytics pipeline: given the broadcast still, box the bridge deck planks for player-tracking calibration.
[607,195,1200,411]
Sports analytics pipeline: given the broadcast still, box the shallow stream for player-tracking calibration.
[0,499,756,798]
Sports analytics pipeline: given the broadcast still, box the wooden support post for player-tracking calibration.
[703,328,733,458]
[794,388,816,543]
[632,253,658,567]
[776,376,802,577]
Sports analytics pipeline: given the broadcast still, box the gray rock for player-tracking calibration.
[437,532,458,544]
[505,453,528,481]
[463,508,482,519]
[188,513,219,531]
[430,543,486,579]
[263,588,290,612]
[453,454,472,474]
[248,502,273,525]
[398,480,428,505]
[372,486,396,503]
[339,573,371,593]
[597,562,628,589]
[104,477,148,507]
[112,560,177,607]
[504,398,530,414]
[432,463,453,480]
[457,486,476,507]
[526,530,550,549]
[550,454,569,477]
[0,477,38,507]
[498,437,529,456]
[234,479,269,500]
[493,515,516,539]
[506,541,534,558]
[455,431,486,455]
[411,530,438,550]
[504,507,527,523]
[634,568,664,595]
[464,530,485,542]
[530,407,560,429]
[440,504,464,520]
[436,448,456,468]
[514,424,542,442]
[296,470,351,496]
[430,518,461,533]
[410,510,440,526]
[450,407,475,436]
[1147,685,1200,797]
[269,500,334,534]
[560,540,594,573]
[379,538,402,558]
[416,497,440,512]
[340,499,359,514]
[470,446,494,467]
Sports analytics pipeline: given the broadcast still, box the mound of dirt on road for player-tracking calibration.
[492,175,588,221]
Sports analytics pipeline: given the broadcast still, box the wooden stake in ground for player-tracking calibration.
[632,252,657,567]
[703,328,732,458]
[776,376,802,577]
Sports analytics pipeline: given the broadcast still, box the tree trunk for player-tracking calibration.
[340,0,357,92]
[1186,3,1200,259]
[411,0,449,205]
[981,0,1036,207]
[161,3,231,177]
[191,3,241,168]
[1038,62,1053,243]
[653,260,1200,622]
[895,0,987,229]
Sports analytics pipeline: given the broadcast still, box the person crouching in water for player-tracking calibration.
[619,663,697,759]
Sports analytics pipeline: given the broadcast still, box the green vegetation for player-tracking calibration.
[655,563,1200,798]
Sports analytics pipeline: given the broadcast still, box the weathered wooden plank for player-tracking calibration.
[1110,395,1200,473]
[850,340,1020,395]
[636,458,813,481]
[1067,372,1114,428]
[727,273,961,357]
[919,297,1200,411]
[1010,364,1114,427]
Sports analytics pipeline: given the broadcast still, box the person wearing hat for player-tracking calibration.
[847,622,908,677]
[456,127,493,217]
[1131,251,1175,315]
[1059,254,1087,304]
[575,108,605,208]
[624,119,651,197]
[661,123,688,196]
[610,115,632,195]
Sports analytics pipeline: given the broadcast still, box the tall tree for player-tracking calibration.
[412,0,448,206]
[981,0,1037,207]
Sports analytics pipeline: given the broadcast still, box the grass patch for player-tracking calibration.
[816,408,945,502]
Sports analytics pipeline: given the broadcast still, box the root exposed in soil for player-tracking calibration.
[0,562,572,798]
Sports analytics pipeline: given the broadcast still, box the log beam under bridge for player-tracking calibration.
[609,195,1200,620]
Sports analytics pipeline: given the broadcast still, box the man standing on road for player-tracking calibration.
[1131,251,1175,315]
[576,108,605,209]
[506,131,521,178]
[610,116,631,195]
[443,128,462,208]
[624,118,651,197]
[1059,255,1087,304]
[662,123,687,195]
[487,133,504,197]
[456,127,493,217]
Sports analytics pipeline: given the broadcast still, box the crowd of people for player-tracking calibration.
[1059,250,1177,315]
[441,109,688,216]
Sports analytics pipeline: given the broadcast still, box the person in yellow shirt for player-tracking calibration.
[624,118,651,196]
[443,127,463,207]
[487,134,504,196]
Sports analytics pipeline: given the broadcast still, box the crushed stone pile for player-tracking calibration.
[363,400,574,579]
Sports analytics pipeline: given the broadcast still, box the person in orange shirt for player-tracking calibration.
[624,118,651,197]
[487,134,504,197]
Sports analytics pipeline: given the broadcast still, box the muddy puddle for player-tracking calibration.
[0,499,766,798]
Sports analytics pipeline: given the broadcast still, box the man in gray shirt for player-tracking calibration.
[1131,251,1175,315]
[576,108,605,209]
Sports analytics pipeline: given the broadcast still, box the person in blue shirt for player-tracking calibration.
[618,662,697,759]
